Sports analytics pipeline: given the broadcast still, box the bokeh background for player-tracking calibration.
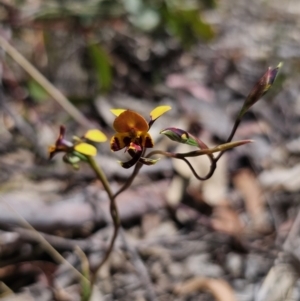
[0,0,300,300]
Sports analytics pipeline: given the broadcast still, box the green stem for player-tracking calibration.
[85,150,148,297]
[86,156,120,288]
[146,139,251,181]
[147,139,250,160]
[87,156,114,200]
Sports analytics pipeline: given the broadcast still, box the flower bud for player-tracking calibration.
[238,62,282,118]
[160,128,198,146]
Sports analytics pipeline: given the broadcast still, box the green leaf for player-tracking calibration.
[72,151,88,162]
[63,153,81,170]
[88,43,112,92]
[27,80,48,103]
[212,140,253,153]
[191,11,214,41]
[178,139,254,158]
[75,246,91,301]
[162,7,214,48]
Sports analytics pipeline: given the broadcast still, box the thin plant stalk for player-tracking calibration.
[114,148,146,199]
[215,118,241,162]
[0,197,90,287]
[86,151,151,299]
[86,157,120,286]
[0,35,93,129]
[147,139,251,180]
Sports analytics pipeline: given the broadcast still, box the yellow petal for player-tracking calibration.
[110,109,126,117]
[84,129,107,142]
[74,143,97,156]
[150,105,171,121]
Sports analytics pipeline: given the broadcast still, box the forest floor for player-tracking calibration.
[0,0,300,300]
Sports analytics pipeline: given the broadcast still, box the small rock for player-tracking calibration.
[233,279,255,301]
[185,254,224,278]
[226,252,243,278]
[245,254,272,281]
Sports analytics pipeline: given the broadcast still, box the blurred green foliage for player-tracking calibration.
[36,0,215,41]
[161,5,214,47]
[87,43,112,93]
[27,80,48,103]
[12,0,217,95]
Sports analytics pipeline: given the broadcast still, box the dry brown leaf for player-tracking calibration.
[174,277,237,301]
[235,120,271,138]
[166,74,215,102]
[233,169,271,233]
[211,206,244,237]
